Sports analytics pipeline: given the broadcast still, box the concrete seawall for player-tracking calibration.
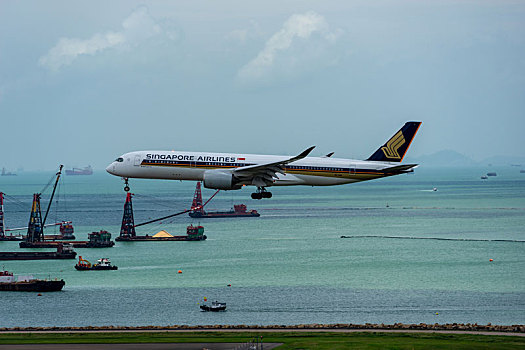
[1,323,523,334]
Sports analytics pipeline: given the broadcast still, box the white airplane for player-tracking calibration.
[106,122,421,199]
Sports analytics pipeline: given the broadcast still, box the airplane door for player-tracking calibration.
[349,164,356,175]
[134,155,141,166]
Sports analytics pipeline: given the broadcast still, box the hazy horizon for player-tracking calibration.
[1,1,524,171]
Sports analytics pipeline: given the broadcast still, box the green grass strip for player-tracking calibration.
[0,331,524,349]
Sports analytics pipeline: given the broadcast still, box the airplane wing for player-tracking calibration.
[233,146,315,187]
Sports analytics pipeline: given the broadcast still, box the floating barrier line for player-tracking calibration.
[340,235,525,242]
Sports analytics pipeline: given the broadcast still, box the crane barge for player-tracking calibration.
[115,186,219,242]
[189,182,260,218]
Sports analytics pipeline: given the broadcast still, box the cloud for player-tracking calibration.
[38,6,177,71]
[225,20,263,44]
[237,11,342,86]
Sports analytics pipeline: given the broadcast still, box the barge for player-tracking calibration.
[0,270,65,292]
[0,243,76,260]
[190,204,260,218]
[20,230,114,248]
[116,225,207,241]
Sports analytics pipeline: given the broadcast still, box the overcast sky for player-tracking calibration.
[1,0,524,171]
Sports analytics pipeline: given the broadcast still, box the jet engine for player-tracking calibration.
[203,170,241,190]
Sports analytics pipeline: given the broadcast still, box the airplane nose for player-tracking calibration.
[106,164,115,175]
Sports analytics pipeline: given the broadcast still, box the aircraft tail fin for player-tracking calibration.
[367,121,421,162]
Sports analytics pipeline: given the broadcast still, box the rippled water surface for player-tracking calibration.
[1,166,524,327]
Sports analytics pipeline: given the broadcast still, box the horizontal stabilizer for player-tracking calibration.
[367,121,421,162]
[383,164,418,173]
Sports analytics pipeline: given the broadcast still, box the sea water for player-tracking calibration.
[0,166,524,327]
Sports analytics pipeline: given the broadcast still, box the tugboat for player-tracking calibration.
[0,270,65,292]
[75,256,118,270]
[200,301,227,312]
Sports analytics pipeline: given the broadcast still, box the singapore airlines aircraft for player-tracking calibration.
[106,122,421,199]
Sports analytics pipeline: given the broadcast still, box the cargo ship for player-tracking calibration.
[0,243,76,260]
[1,168,16,176]
[65,166,92,175]
[0,270,65,292]
[189,182,259,218]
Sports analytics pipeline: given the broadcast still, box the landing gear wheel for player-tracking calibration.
[123,178,130,192]
[262,191,272,198]
[252,187,271,199]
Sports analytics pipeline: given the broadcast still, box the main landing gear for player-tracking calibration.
[251,187,272,200]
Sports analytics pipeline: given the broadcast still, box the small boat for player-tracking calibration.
[432,187,437,191]
[487,172,497,177]
[200,301,227,312]
[75,256,118,271]
[481,175,488,179]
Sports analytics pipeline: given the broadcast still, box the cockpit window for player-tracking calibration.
[116,157,124,162]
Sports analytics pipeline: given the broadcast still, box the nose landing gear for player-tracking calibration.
[251,187,272,200]
[123,178,130,192]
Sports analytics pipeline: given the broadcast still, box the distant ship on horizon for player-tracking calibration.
[1,168,16,176]
[65,165,93,175]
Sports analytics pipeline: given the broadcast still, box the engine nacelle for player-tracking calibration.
[203,170,241,190]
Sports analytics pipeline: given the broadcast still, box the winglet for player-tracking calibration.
[367,122,421,162]
[290,146,315,163]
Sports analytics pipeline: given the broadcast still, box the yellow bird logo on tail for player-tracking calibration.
[381,131,405,160]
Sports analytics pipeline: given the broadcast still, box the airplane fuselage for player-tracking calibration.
[106,122,421,196]
[106,150,402,187]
